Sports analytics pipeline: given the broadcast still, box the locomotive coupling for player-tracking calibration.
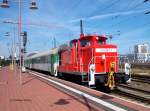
[105,71,115,90]
[105,62,115,90]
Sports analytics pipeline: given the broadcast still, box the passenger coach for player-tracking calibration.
[25,48,59,76]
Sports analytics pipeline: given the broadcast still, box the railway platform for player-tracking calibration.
[0,67,149,111]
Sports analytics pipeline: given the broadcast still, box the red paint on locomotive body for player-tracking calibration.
[58,34,118,75]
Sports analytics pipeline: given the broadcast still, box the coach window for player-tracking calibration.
[47,55,50,63]
[37,57,39,63]
[41,56,46,63]
[33,58,36,63]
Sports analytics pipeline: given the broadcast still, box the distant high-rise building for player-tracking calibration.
[134,43,149,62]
[123,43,150,63]
[134,43,149,54]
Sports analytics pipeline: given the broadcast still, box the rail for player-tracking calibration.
[132,75,150,84]
[116,84,150,104]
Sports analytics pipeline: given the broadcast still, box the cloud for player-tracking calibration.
[68,9,149,23]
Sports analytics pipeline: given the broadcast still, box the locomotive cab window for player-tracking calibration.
[96,37,107,45]
[97,39,104,45]
[80,40,91,47]
[69,42,73,48]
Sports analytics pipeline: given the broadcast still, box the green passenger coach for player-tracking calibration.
[25,48,59,76]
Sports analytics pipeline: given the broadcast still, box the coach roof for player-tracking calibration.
[26,48,58,60]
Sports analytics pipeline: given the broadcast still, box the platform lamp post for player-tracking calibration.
[1,0,38,85]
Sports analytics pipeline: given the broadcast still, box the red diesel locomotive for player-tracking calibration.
[57,20,130,89]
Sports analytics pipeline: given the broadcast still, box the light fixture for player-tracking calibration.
[30,1,38,10]
[1,0,9,8]
[145,11,150,14]
[144,0,149,3]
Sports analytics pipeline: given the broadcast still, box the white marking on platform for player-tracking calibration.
[30,72,127,111]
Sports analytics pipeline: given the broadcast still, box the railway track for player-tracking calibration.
[132,75,150,84]
[115,74,150,104]
[116,84,150,104]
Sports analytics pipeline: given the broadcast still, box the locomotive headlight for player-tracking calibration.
[102,54,105,60]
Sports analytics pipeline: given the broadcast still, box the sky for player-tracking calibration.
[0,0,150,57]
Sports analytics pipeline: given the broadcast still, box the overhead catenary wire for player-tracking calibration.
[66,0,121,24]
[60,0,83,21]
[88,0,121,17]
[2,20,65,29]
[107,0,150,28]
[67,0,150,30]
[118,21,150,43]
[112,0,137,19]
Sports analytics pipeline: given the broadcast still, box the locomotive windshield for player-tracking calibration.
[97,39,105,45]
[96,36,107,45]
[80,40,90,47]
[70,42,73,48]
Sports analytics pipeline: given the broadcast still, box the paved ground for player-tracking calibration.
[0,67,150,111]
[32,71,150,111]
[0,67,100,111]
